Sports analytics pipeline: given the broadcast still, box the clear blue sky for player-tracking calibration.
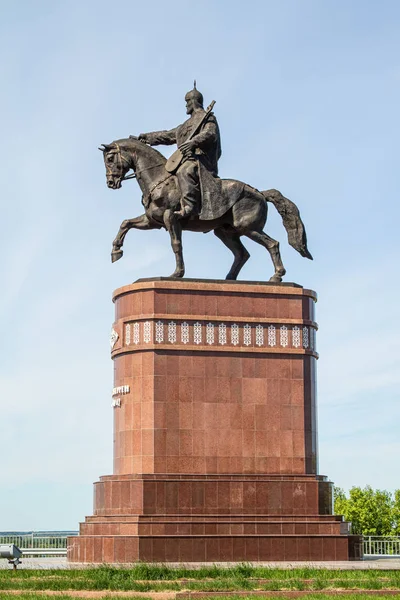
[0,0,399,529]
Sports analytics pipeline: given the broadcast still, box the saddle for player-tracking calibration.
[198,162,244,220]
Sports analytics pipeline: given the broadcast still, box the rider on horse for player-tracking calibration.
[138,83,221,219]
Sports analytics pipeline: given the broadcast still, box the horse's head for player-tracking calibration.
[99,141,133,189]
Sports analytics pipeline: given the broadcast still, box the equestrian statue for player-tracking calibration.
[100,82,312,281]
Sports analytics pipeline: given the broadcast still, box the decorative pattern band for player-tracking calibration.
[123,320,316,352]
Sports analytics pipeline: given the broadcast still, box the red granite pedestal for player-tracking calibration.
[68,278,362,562]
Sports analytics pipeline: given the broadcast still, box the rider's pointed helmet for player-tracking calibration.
[185,80,204,107]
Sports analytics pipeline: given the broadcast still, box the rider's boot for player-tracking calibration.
[174,198,196,219]
[174,204,193,219]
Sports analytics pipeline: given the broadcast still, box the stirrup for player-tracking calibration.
[174,206,192,219]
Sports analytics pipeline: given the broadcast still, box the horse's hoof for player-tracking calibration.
[269,274,283,283]
[169,270,184,278]
[111,250,123,263]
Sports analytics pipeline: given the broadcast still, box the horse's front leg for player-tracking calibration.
[111,214,154,263]
[163,209,185,278]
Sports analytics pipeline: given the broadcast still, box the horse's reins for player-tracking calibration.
[106,143,173,205]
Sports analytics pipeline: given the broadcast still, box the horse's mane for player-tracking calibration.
[112,137,167,164]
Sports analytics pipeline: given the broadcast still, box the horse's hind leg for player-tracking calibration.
[244,230,286,282]
[214,226,250,280]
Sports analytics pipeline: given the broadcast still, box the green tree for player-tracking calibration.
[333,486,348,521]
[334,485,397,536]
[393,489,400,535]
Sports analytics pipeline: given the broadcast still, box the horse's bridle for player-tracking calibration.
[106,143,166,182]
[105,143,135,181]
[105,143,173,208]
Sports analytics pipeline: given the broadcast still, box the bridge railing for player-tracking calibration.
[363,536,400,557]
[0,532,78,557]
[2,532,400,559]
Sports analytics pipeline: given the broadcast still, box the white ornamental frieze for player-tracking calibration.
[133,322,140,345]
[292,326,301,348]
[206,323,215,345]
[168,321,177,344]
[243,324,252,346]
[181,322,189,344]
[218,323,227,345]
[255,324,264,347]
[231,323,239,346]
[110,328,119,349]
[280,325,288,347]
[155,320,164,343]
[120,319,316,353]
[303,326,309,349]
[143,321,151,344]
[125,324,131,346]
[194,322,202,345]
[267,324,276,347]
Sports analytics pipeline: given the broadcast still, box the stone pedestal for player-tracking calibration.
[68,278,362,562]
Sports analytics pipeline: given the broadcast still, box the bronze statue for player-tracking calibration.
[139,83,220,219]
[100,84,312,281]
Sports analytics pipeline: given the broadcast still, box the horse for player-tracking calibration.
[99,137,312,281]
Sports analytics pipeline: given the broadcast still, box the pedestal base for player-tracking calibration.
[68,279,362,563]
[67,474,362,562]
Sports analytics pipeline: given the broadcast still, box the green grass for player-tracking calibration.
[0,596,152,600]
[2,594,400,600]
[0,565,400,593]
[2,564,400,580]
[199,596,400,600]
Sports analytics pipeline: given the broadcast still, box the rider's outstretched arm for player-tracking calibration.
[139,127,178,146]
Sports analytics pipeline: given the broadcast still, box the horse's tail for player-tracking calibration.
[262,189,313,260]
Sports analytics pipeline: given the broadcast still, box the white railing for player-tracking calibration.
[364,536,400,557]
[0,532,78,557]
[3,532,400,559]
